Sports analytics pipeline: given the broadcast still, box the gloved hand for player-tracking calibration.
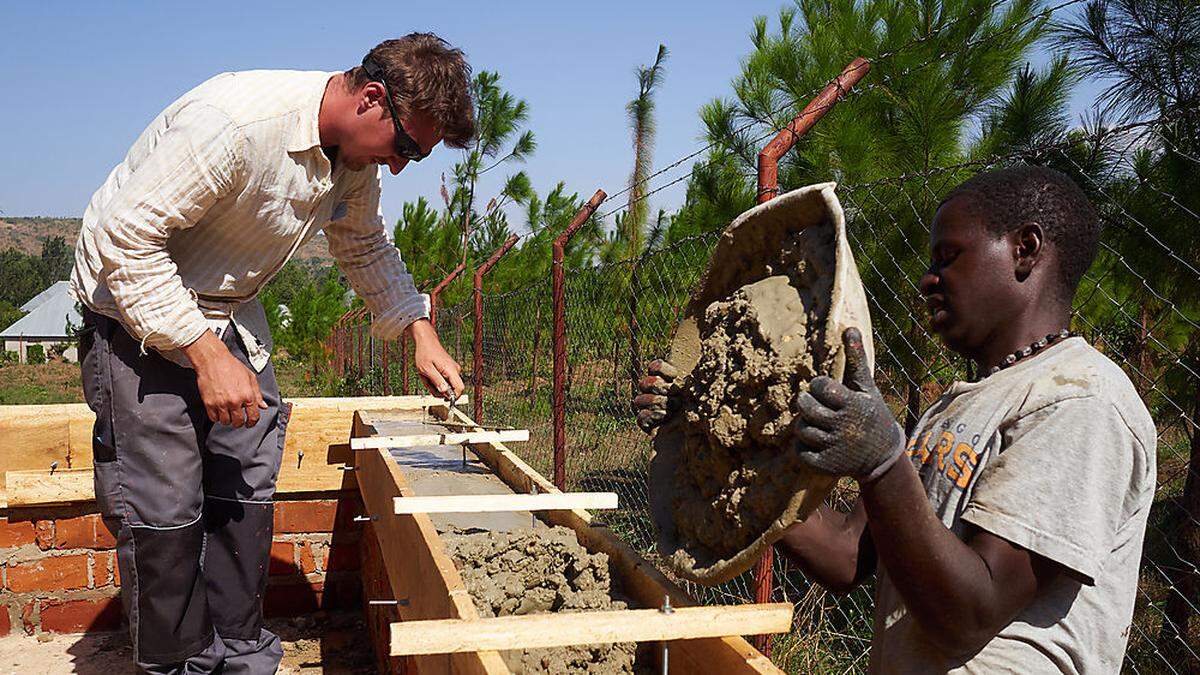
[791,327,905,482]
[633,359,681,433]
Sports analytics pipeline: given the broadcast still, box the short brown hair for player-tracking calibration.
[347,33,475,148]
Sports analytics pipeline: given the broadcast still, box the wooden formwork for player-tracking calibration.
[352,402,786,675]
[0,396,788,673]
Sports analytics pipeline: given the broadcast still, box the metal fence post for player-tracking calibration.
[552,190,607,491]
[752,56,870,654]
[400,334,410,395]
[474,234,520,423]
[382,340,391,395]
[430,263,467,327]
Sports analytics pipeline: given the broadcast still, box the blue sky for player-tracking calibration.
[0,1,1102,229]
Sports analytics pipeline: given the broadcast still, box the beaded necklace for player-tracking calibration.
[981,328,1077,379]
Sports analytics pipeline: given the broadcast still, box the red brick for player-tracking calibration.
[95,519,117,549]
[21,601,35,635]
[273,497,365,534]
[34,521,55,551]
[324,544,361,572]
[273,501,338,533]
[269,542,298,576]
[0,606,11,636]
[264,580,323,617]
[6,554,91,592]
[53,515,116,550]
[0,519,37,548]
[38,597,122,634]
[95,552,116,586]
[298,542,316,574]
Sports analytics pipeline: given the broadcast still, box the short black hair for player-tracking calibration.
[941,165,1100,301]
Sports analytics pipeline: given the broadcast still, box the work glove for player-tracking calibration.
[791,327,906,483]
[633,359,681,433]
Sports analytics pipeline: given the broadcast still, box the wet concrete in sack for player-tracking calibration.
[670,221,838,562]
[370,418,643,673]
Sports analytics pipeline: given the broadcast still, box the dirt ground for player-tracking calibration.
[0,611,376,673]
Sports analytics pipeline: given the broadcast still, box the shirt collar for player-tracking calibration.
[286,72,337,154]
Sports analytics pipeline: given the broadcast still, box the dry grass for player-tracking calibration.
[0,360,83,404]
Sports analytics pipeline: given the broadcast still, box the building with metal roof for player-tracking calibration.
[1,281,81,363]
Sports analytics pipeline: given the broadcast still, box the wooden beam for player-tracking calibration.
[351,412,508,675]
[0,396,453,507]
[390,604,794,656]
[350,429,529,450]
[393,492,617,515]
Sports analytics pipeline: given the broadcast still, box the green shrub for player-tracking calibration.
[26,344,45,364]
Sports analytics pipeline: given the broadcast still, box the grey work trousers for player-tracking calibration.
[80,308,286,674]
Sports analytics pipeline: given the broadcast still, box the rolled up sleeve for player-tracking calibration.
[325,168,429,340]
[97,102,243,351]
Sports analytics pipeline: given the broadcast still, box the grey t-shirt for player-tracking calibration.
[869,338,1156,674]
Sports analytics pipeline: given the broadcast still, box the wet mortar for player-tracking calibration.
[662,216,839,572]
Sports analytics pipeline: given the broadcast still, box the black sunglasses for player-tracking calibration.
[361,58,430,162]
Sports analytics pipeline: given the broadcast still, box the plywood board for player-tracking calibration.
[393,492,617,514]
[390,604,794,656]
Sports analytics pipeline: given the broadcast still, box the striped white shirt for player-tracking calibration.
[71,69,429,370]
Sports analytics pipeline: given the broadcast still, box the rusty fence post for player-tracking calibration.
[382,340,391,395]
[552,189,607,491]
[430,263,467,327]
[400,334,410,395]
[753,57,870,654]
[474,234,520,423]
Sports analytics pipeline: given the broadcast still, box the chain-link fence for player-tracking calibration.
[325,103,1198,675]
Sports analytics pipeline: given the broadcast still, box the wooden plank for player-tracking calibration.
[5,462,356,508]
[290,395,462,412]
[393,492,617,514]
[0,396,447,507]
[351,412,508,675]
[390,604,794,656]
[5,468,91,507]
[441,407,784,675]
[350,429,529,450]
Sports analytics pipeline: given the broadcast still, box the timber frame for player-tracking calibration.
[352,402,785,674]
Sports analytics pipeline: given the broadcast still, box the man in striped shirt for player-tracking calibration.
[70,34,472,673]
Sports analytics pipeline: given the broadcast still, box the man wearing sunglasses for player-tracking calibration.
[70,33,473,674]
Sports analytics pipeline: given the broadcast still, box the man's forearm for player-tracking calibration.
[861,459,1008,655]
[777,501,872,593]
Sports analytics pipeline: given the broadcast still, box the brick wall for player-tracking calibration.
[0,493,365,637]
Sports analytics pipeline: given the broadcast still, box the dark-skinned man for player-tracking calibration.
[70,33,472,674]
[635,166,1155,673]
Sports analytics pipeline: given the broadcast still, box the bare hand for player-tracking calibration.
[633,359,681,433]
[410,319,464,400]
[791,327,904,482]
[184,330,267,428]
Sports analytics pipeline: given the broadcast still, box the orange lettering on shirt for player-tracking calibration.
[949,442,979,488]
[936,431,955,472]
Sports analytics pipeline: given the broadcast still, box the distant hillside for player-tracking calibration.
[0,217,79,255]
[0,217,339,271]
